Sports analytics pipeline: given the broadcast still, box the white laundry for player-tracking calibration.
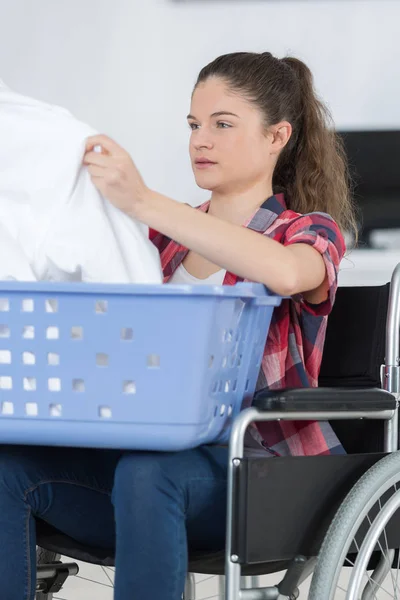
[0,222,36,281]
[0,80,162,284]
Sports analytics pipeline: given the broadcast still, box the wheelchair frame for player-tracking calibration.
[220,264,400,600]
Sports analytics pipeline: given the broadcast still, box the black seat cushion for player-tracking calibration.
[36,518,289,576]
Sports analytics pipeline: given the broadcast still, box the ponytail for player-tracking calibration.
[276,57,357,241]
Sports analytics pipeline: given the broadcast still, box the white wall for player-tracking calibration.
[1,0,399,204]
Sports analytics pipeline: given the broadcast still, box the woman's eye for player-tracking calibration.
[217,122,231,129]
[189,123,199,130]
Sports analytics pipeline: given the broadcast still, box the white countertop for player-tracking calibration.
[339,249,400,287]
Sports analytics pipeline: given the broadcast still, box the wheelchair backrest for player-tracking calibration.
[319,283,390,388]
[319,282,391,454]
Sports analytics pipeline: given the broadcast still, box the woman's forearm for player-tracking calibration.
[135,190,306,296]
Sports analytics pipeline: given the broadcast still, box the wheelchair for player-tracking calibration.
[35,265,400,599]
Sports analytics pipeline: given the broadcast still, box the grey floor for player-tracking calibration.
[51,559,399,599]
[53,559,314,600]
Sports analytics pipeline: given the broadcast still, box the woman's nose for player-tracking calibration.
[192,129,213,150]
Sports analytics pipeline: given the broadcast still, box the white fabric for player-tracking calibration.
[168,263,225,286]
[0,81,162,284]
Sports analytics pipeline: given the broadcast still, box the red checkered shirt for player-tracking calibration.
[150,193,346,456]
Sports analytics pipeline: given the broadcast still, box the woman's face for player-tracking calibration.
[188,77,275,195]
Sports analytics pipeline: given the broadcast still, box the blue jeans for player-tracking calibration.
[0,444,228,600]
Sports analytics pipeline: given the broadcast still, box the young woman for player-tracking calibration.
[0,52,355,600]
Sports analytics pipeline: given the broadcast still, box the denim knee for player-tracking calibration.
[112,451,184,508]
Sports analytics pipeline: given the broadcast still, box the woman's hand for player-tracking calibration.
[83,134,149,216]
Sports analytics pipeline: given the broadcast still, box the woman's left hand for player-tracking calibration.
[83,134,149,216]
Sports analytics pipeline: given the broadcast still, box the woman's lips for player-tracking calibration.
[195,159,217,170]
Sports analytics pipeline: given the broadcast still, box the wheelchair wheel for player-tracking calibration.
[36,547,60,600]
[309,451,400,599]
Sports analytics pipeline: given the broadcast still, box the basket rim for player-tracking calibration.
[0,281,281,303]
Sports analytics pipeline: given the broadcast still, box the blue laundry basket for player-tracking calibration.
[0,281,281,451]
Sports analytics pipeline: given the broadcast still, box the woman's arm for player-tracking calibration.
[83,135,327,298]
[138,190,327,298]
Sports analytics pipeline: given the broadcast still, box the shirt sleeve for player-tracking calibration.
[282,212,346,316]
[149,229,171,255]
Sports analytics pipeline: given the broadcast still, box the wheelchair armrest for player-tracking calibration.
[253,387,397,412]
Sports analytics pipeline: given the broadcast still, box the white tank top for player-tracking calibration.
[169,263,226,286]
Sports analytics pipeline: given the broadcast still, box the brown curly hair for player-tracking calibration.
[195,52,357,241]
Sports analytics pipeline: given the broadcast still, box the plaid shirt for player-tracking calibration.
[150,193,346,456]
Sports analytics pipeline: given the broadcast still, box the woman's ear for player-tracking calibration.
[269,121,292,156]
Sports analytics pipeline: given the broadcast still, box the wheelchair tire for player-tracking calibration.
[309,450,400,599]
[36,547,61,600]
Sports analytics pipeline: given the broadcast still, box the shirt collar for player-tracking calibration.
[198,193,287,233]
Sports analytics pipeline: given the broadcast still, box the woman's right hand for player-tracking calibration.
[83,134,150,217]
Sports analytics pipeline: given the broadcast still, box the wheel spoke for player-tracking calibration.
[101,565,114,587]
[197,575,218,585]
[379,495,398,594]
[366,509,397,592]
[75,574,114,588]
[337,583,351,594]
[395,548,400,594]
[334,564,396,598]
[362,572,394,598]
[363,576,378,600]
